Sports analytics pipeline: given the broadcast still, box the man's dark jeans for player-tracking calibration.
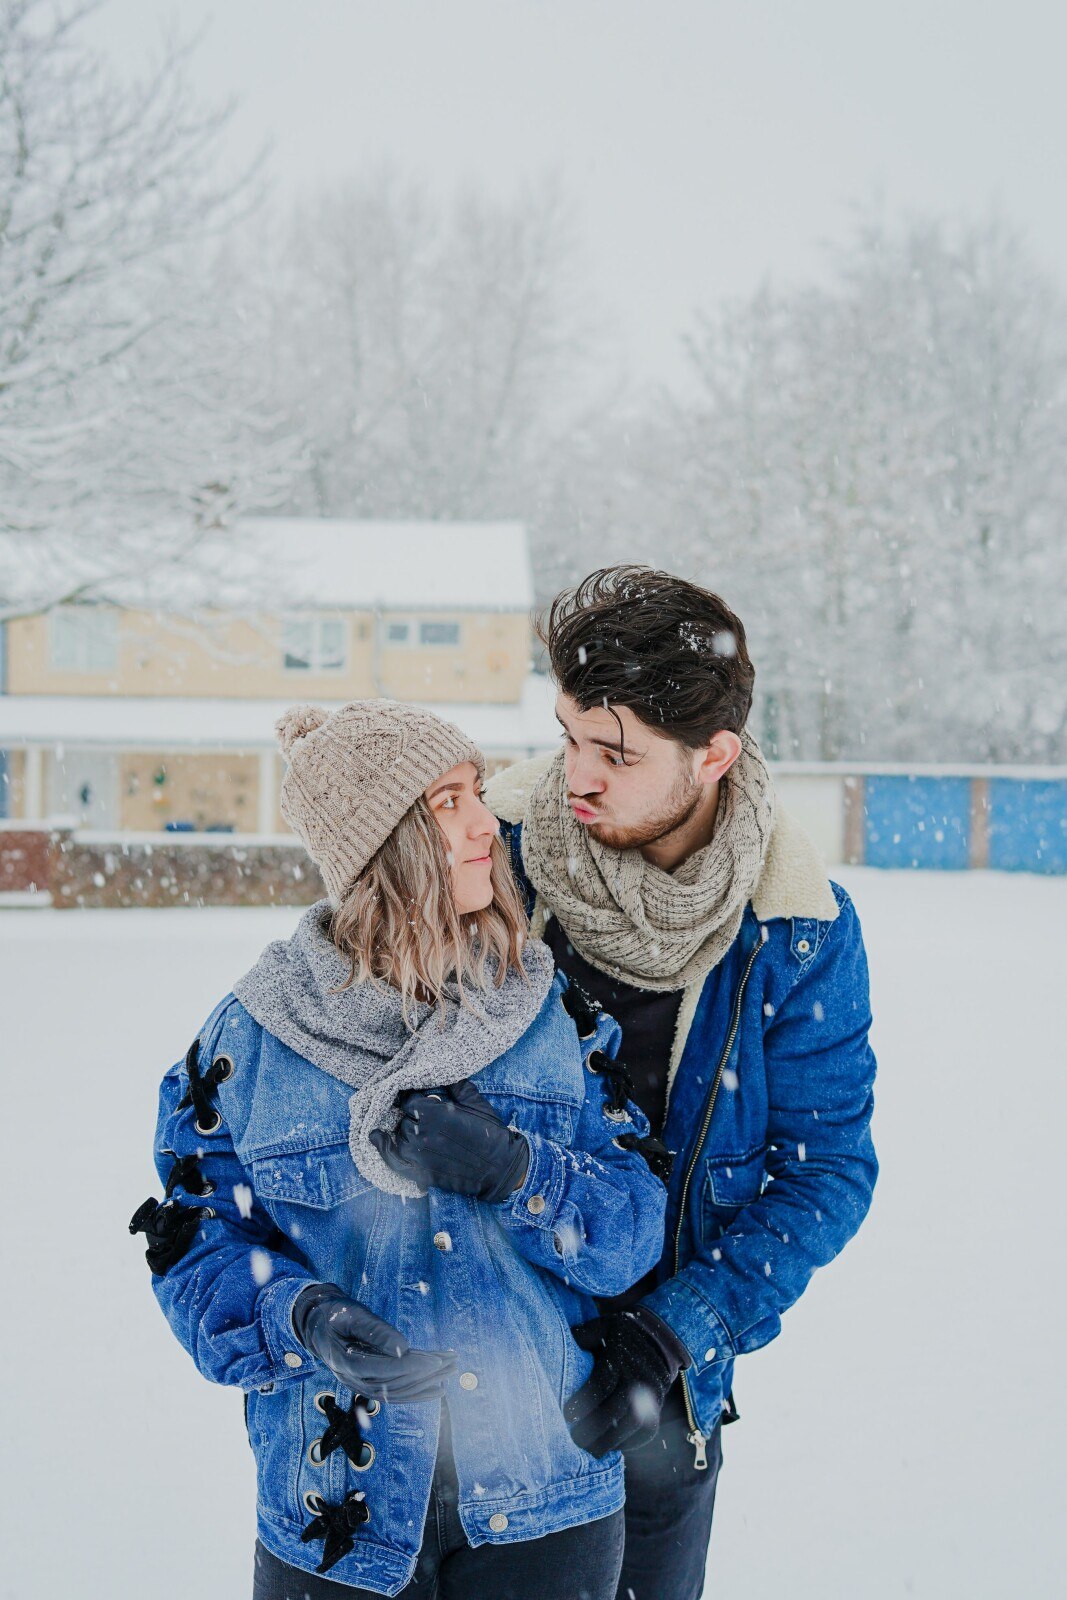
[251,1403,625,1600]
[616,1392,725,1600]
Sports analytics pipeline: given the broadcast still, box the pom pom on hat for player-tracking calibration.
[275,703,329,758]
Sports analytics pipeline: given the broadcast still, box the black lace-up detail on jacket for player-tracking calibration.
[128,1195,212,1275]
[560,976,674,1180]
[317,1395,371,1470]
[300,1490,370,1574]
[585,1048,636,1116]
[613,1130,674,1184]
[559,977,600,1039]
[161,1149,212,1198]
[175,1036,230,1130]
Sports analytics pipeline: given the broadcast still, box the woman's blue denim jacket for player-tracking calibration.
[144,970,666,1595]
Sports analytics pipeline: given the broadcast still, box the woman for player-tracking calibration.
[130,700,672,1599]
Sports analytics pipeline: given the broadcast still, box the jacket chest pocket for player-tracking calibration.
[250,1142,371,1209]
[250,1142,379,1290]
[700,1148,766,1243]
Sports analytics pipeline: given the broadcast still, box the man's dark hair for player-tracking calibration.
[538,566,755,748]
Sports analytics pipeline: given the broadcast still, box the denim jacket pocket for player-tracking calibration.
[249,1142,380,1304]
[250,1142,372,1210]
[701,1148,766,1241]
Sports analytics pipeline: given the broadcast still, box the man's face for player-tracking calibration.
[555,693,707,852]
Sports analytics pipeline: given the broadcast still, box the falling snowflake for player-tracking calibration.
[249,1248,272,1285]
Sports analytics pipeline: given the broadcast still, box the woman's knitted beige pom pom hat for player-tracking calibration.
[275,700,485,903]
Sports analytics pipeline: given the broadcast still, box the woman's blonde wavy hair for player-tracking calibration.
[328,795,529,1020]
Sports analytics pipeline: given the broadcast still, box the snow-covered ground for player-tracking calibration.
[1,869,1061,1598]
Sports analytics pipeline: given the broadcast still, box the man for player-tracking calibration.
[485,567,878,1600]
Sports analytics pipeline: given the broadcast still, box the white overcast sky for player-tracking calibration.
[86,0,1067,384]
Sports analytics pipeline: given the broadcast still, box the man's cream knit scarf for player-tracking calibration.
[521,731,776,991]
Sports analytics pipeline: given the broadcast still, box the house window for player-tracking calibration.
[385,620,411,644]
[419,620,461,648]
[50,607,118,673]
[282,616,347,672]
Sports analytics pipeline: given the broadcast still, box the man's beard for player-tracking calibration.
[578,762,706,853]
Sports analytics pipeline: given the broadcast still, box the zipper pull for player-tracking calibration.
[687,1429,708,1471]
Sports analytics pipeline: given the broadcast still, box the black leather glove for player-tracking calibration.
[291,1283,456,1402]
[370,1079,530,1204]
[564,1305,692,1457]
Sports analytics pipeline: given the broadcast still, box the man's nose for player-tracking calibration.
[568,748,606,796]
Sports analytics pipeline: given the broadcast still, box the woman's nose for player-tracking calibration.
[469,799,500,839]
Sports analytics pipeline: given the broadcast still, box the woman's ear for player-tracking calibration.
[694,730,742,787]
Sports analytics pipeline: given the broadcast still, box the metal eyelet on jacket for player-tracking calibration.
[313,1391,334,1414]
[350,1442,374,1471]
[304,1490,325,1514]
[361,1399,381,1418]
[176,1036,233,1136]
[584,1046,636,1119]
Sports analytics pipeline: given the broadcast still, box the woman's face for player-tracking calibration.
[424,761,500,914]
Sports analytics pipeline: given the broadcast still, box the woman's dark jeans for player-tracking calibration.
[252,1405,625,1600]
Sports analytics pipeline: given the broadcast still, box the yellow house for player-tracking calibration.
[0,520,557,832]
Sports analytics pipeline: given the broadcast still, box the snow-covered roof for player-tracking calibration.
[0,675,560,754]
[103,518,533,613]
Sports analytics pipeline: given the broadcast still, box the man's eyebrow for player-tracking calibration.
[425,781,464,801]
[555,711,630,756]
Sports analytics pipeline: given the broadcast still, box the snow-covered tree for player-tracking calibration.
[658,209,1067,763]
[227,169,606,530]
[0,0,299,622]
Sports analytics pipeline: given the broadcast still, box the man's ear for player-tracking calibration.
[694,730,742,787]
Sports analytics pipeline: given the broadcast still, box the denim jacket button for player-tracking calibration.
[283,1352,303,1368]
[526,1194,546,1215]
[796,939,810,954]
[489,1513,509,1532]
[459,1372,479,1390]
[433,1231,453,1252]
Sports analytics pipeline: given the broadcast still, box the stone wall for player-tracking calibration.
[0,823,61,894]
[0,827,325,908]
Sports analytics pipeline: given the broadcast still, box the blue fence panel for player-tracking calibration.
[988,779,1067,874]
[864,776,972,869]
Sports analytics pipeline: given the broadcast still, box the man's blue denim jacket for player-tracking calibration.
[489,761,880,1470]
[144,968,666,1595]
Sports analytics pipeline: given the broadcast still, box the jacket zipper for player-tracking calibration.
[672,935,763,1469]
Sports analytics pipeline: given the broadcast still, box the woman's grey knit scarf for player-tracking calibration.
[521,731,776,992]
[234,900,555,1198]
